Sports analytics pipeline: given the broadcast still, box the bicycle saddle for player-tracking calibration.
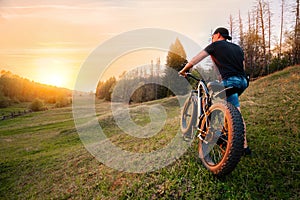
[207,81,242,98]
[207,81,225,92]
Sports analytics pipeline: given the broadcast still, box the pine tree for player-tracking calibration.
[162,38,189,96]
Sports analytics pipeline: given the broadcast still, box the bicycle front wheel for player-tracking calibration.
[198,102,244,177]
[181,95,197,140]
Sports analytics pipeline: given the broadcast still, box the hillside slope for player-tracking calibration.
[0,66,299,199]
[241,66,299,140]
[123,66,300,199]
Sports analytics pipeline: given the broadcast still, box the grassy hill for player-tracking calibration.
[0,66,299,199]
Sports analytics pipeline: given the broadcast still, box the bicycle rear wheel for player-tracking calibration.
[198,102,244,177]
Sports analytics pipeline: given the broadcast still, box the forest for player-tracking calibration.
[0,70,71,109]
[230,0,300,77]
[96,0,300,103]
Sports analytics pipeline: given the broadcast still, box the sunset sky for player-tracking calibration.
[0,0,283,89]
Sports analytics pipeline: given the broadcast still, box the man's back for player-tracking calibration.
[204,40,245,80]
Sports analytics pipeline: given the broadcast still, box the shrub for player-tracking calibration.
[29,98,45,112]
[55,96,70,108]
[0,92,11,108]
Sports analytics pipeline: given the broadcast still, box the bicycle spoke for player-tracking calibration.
[216,143,226,154]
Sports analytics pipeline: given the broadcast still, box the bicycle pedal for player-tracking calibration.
[197,134,208,144]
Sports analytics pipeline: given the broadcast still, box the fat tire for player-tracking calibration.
[198,102,244,177]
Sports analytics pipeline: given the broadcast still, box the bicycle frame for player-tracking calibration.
[186,73,210,135]
[186,73,235,140]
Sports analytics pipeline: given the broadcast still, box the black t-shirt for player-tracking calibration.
[204,40,246,80]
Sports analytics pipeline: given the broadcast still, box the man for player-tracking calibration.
[179,27,251,155]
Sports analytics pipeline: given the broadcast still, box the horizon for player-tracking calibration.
[0,0,286,90]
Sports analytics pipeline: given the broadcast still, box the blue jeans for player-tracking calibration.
[222,76,248,107]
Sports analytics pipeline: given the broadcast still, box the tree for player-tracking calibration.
[96,77,116,101]
[55,95,71,108]
[266,1,272,74]
[229,14,234,41]
[29,98,45,112]
[238,10,244,47]
[163,38,189,96]
[279,0,285,57]
[166,38,187,71]
[0,91,10,108]
[258,0,267,75]
[294,0,300,64]
[243,10,260,78]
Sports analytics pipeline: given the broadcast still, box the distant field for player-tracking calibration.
[0,66,299,199]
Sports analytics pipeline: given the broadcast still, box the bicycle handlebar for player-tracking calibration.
[186,73,200,81]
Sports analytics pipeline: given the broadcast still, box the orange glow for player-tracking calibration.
[34,57,71,87]
[0,0,258,90]
[100,49,166,82]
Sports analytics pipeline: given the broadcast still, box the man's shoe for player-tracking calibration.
[244,147,252,156]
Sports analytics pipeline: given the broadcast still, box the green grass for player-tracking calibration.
[0,102,30,116]
[0,66,299,199]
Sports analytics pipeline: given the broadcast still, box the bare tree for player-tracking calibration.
[245,11,255,76]
[267,1,271,54]
[279,0,285,57]
[258,0,267,75]
[238,10,244,47]
[266,1,272,74]
[229,14,234,41]
[294,0,300,64]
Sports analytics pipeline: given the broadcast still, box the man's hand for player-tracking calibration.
[179,62,193,77]
[178,70,187,77]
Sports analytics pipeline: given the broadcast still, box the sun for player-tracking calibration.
[34,57,70,88]
[46,73,65,87]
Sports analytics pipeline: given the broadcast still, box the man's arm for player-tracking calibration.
[179,50,209,76]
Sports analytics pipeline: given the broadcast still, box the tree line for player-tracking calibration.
[96,58,170,103]
[229,0,300,78]
[96,38,216,103]
[0,70,72,109]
